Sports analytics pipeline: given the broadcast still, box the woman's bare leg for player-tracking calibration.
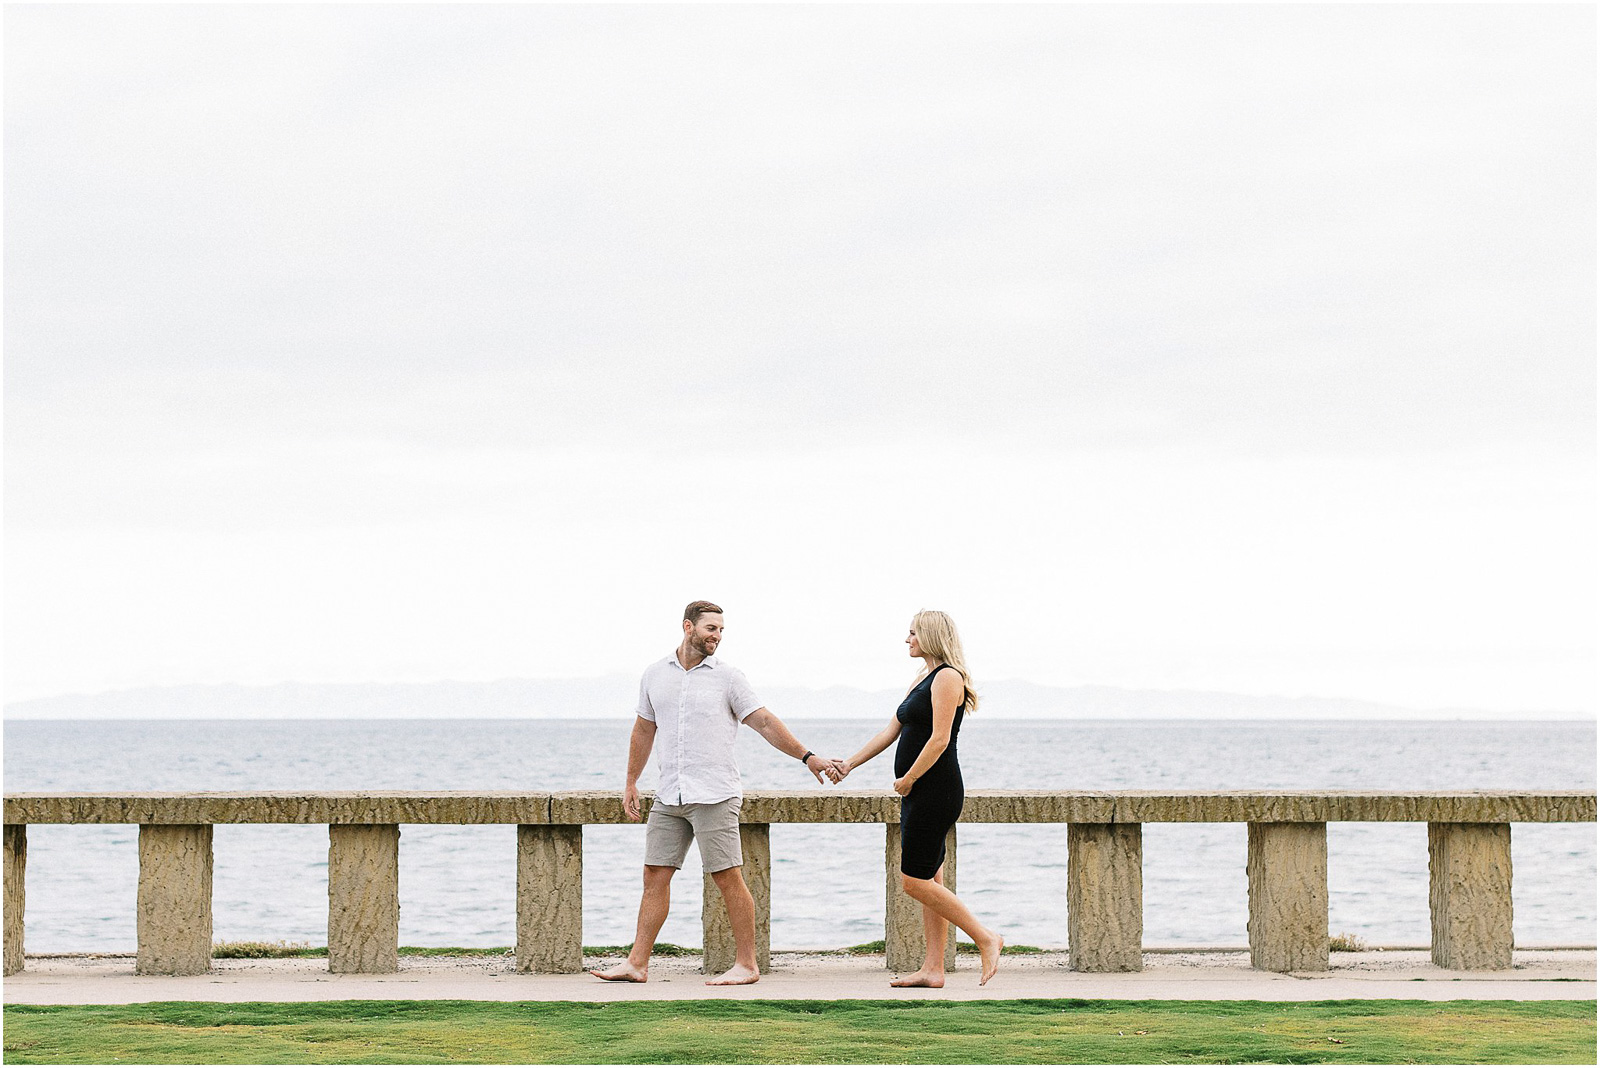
[898,871,1005,984]
[890,865,949,988]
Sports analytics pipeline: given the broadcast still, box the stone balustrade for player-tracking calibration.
[3,789,1592,979]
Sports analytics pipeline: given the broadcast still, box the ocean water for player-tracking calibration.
[3,718,1594,952]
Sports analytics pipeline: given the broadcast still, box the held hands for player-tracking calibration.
[804,754,851,785]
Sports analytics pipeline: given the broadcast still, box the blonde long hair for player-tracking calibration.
[909,609,980,713]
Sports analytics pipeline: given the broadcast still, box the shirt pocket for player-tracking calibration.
[694,681,725,719]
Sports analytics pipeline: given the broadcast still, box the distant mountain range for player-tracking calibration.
[4,676,1583,721]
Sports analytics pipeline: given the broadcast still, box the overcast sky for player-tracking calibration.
[5,4,1594,715]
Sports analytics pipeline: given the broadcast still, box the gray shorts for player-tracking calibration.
[644,797,743,873]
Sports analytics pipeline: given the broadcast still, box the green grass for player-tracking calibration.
[842,940,889,955]
[3,1000,1593,1064]
[581,943,699,958]
[212,942,324,959]
[959,941,1045,955]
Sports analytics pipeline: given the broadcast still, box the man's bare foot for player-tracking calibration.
[705,963,760,986]
[889,969,945,988]
[590,961,648,983]
[978,934,1004,986]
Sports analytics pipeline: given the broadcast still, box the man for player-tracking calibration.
[591,600,843,986]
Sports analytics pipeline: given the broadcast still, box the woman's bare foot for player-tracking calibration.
[705,963,760,986]
[889,969,945,988]
[978,934,1004,986]
[590,961,648,983]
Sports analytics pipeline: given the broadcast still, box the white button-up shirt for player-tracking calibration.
[636,654,764,805]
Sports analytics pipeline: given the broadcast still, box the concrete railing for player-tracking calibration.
[4,790,1593,979]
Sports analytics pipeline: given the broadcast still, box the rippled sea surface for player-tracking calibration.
[4,718,1594,951]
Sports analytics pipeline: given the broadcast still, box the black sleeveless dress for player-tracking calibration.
[894,664,966,880]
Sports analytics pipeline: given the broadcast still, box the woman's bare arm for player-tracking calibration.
[894,669,962,791]
[845,714,904,772]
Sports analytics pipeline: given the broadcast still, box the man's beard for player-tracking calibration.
[689,635,717,657]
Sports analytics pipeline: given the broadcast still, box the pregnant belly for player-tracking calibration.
[893,733,922,777]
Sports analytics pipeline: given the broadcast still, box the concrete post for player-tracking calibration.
[4,825,25,976]
[884,823,957,973]
[1246,822,1328,973]
[517,824,583,973]
[328,824,400,974]
[1067,823,1143,972]
[702,822,770,974]
[136,824,213,975]
[1429,822,1513,970]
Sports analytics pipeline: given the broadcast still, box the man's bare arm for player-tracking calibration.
[623,716,657,820]
[743,707,838,783]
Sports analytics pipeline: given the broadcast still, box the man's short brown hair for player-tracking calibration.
[683,600,724,624]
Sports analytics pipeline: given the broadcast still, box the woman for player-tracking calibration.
[840,610,1004,987]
